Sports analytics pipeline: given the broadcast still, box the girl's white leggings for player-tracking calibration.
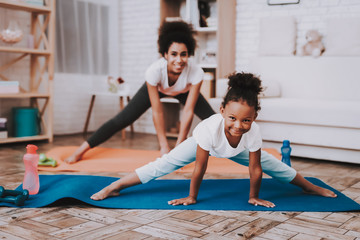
[135,137,297,184]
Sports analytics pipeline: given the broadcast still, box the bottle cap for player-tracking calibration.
[283,140,290,147]
[26,144,38,154]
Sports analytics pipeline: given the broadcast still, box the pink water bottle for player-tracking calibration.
[23,144,40,195]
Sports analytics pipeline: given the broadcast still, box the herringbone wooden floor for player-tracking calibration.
[1,132,359,239]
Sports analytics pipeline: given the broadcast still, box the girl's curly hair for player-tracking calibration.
[222,72,263,113]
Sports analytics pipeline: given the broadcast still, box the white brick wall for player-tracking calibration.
[1,0,360,136]
[235,0,360,70]
[117,0,160,135]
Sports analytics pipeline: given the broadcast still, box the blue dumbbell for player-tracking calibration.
[0,195,27,206]
[0,186,29,200]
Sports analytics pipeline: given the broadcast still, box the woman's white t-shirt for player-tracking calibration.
[192,113,262,158]
[145,58,204,96]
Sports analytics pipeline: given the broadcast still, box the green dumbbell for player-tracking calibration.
[0,186,29,199]
[38,153,57,167]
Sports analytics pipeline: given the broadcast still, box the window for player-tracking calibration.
[55,0,109,75]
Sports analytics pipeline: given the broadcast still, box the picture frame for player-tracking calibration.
[267,0,300,6]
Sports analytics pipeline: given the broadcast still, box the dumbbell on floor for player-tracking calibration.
[0,186,29,199]
[0,195,27,206]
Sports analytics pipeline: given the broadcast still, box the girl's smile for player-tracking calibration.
[221,100,257,143]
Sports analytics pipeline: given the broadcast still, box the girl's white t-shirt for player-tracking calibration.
[192,113,262,158]
[145,58,204,96]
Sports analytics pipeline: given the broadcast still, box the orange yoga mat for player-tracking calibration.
[39,146,281,173]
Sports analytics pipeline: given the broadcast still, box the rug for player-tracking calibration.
[38,146,281,174]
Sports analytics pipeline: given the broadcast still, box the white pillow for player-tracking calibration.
[260,79,281,98]
[215,78,228,98]
[324,18,360,56]
[215,78,281,98]
[258,16,297,56]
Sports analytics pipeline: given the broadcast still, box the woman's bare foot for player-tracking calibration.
[90,187,120,201]
[64,142,90,164]
[303,185,337,198]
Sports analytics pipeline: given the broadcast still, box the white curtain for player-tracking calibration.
[55,0,109,75]
[53,0,119,134]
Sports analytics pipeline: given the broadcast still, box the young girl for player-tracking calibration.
[91,72,336,207]
[65,20,215,163]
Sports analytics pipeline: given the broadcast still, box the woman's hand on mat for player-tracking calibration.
[64,142,90,164]
[64,155,79,164]
[168,196,196,206]
[160,146,171,156]
[248,197,275,208]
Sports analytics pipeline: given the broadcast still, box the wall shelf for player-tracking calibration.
[0,135,49,144]
[0,0,55,144]
[0,46,51,55]
[0,93,50,99]
[196,27,217,33]
[0,0,51,13]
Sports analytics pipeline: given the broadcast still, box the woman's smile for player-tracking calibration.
[172,63,185,73]
[165,42,188,75]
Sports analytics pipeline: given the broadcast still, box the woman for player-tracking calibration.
[65,20,215,163]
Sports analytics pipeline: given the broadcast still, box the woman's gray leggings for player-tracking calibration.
[87,83,216,148]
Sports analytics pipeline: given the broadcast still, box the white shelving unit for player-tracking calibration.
[160,0,235,82]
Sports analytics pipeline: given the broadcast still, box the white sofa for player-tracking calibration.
[208,57,360,164]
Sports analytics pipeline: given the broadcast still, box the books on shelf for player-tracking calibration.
[0,118,7,138]
[25,0,44,6]
[0,81,19,94]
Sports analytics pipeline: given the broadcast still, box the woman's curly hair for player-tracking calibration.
[158,20,197,56]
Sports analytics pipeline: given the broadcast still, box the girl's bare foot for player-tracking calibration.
[90,173,142,201]
[90,187,120,201]
[303,185,337,198]
[290,174,337,198]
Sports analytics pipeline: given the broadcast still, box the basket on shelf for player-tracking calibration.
[0,20,23,44]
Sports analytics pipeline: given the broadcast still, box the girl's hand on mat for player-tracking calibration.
[168,196,196,206]
[249,198,275,208]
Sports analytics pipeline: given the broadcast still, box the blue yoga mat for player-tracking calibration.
[1,175,359,211]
